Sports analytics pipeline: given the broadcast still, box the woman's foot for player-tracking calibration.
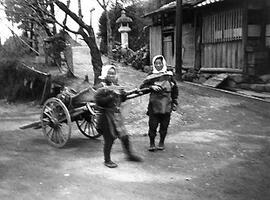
[104,161,118,168]
[148,144,156,152]
[157,143,164,150]
[127,154,143,162]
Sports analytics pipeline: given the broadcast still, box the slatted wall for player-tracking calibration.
[201,8,243,70]
[150,26,162,62]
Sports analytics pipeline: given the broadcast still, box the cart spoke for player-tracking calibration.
[80,119,87,127]
[42,118,50,123]
[44,109,53,119]
[87,122,91,135]
[51,129,57,143]
[53,130,58,144]
[57,128,64,144]
[83,121,88,133]
[46,127,54,138]
[41,98,71,148]
[56,128,63,144]
[92,117,97,126]
[90,123,95,136]
[75,104,101,139]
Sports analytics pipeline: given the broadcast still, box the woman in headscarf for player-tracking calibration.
[140,55,179,151]
[94,64,142,168]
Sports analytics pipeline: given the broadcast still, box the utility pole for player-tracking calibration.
[90,8,95,27]
[175,0,183,80]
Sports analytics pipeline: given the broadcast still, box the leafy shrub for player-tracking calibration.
[1,36,30,58]
[0,58,19,99]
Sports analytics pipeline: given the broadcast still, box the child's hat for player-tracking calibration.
[99,65,116,79]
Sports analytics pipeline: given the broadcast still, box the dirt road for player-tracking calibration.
[0,46,270,200]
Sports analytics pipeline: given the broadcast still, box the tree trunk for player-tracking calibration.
[30,22,34,53]
[63,0,71,26]
[49,3,57,35]
[78,0,83,19]
[79,27,102,85]
[54,0,102,84]
[34,33,39,54]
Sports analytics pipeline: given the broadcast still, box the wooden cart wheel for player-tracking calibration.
[75,103,101,139]
[41,97,71,148]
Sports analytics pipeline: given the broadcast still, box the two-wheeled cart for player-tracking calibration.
[20,87,149,148]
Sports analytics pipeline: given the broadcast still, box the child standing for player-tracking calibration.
[94,65,142,168]
[140,55,178,151]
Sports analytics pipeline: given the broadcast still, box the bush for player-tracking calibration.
[182,69,199,82]
[0,58,46,102]
[0,58,19,99]
[1,36,30,58]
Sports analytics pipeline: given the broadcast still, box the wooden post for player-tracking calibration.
[175,0,183,80]
[90,8,95,27]
[194,10,201,71]
[261,0,266,47]
[242,0,248,75]
[40,75,51,105]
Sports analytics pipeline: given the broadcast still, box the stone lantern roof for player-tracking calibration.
[116,10,133,24]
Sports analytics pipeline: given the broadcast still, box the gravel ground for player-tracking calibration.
[0,46,270,200]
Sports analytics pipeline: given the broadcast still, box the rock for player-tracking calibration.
[259,74,270,83]
[198,76,207,83]
[227,79,237,88]
[250,84,265,92]
[193,78,201,83]
[201,73,212,79]
[143,65,151,73]
[238,83,251,90]
[229,74,244,83]
[203,74,229,87]
[264,83,270,92]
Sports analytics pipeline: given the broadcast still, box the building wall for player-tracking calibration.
[149,24,195,68]
[182,23,195,68]
[150,26,162,63]
[200,8,243,71]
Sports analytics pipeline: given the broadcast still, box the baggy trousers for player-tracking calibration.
[148,113,171,144]
[102,133,132,162]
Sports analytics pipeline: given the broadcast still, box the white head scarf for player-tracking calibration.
[99,65,116,79]
[152,55,167,74]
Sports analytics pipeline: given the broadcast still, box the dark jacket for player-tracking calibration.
[140,73,178,114]
[94,81,127,139]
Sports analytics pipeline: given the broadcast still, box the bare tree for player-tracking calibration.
[53,0,103,84]
[3,0,103,84]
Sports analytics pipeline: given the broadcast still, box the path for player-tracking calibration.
[0,46,270,200]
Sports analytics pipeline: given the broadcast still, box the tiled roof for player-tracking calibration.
[194,0,224,7]
[158,0,200,10]
[143,0,203,17]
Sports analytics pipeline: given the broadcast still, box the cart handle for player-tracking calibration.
[125,87,151,100]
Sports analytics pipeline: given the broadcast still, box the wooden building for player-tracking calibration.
[144,0,270,76]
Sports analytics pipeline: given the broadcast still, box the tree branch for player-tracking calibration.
[96,0,106,10]
[53,0,89,31]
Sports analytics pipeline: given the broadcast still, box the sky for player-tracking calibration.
[0,0,104,44]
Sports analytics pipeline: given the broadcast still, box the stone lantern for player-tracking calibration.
[116,10,133,48]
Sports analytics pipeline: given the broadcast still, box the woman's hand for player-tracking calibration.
[120,89,127,102]
[151,85,163,92]
[172,103,178,111]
